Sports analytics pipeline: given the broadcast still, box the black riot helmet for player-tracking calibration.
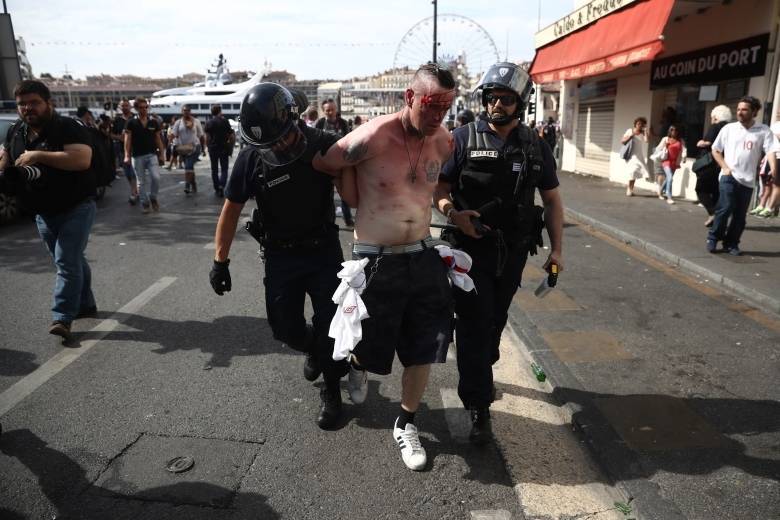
[239,83,306,166]
[456,109,475,126]
[473,62,534,126]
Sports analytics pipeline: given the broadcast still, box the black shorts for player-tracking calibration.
[352,247,453,375]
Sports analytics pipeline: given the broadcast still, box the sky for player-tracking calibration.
[9,0,575,81]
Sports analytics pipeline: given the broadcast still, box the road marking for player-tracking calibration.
[470,511,512,520]
[494,321,628,520]
[203,242,216,249]
[573,219,780,333]
[0,276,177,417]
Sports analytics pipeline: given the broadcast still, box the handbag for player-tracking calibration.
[650,139,668,162]
[619,137,634,161]
[692,151,715,174]
[175,143,195,156]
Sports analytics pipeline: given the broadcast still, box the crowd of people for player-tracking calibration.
[621,98,778,255]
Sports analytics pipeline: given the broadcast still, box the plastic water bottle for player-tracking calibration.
[531,362,547,382]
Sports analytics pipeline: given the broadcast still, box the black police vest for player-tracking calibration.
[252,127,337,246]
[7,117,95,215]
[455,122,544,243]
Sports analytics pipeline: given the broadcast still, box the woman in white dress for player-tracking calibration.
[621,117,649,196]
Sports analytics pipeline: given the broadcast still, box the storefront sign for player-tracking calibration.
[535,0,640,49]
[650,34,769,89]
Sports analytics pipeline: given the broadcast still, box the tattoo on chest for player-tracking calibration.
[424,160,441,183]
[343,140,368,163]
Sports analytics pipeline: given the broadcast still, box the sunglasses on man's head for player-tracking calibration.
[485,93,517,106]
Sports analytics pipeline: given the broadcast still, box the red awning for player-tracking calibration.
[530,0,675,83]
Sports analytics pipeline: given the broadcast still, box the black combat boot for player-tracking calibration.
[317,385,342,430]
[468,407,492,445]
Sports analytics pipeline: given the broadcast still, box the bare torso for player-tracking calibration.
[352,114,451,245]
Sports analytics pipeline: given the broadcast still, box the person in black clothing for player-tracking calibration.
[204,105,235,197]
[209,83,349,429]
[0,80,96,342]
[542,117,557,153]
[695,105,731,227]
[434,62,565,445]
[315,98,354,227]
[110,98,138,204]
[124,97,165,213]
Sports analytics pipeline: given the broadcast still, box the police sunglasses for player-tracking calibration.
[485,93,518,106]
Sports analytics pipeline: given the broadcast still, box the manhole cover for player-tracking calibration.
[166,456,195,473]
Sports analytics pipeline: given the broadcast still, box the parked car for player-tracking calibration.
[0,113,20,224]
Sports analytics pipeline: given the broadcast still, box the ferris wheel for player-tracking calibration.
[393,14,500,78]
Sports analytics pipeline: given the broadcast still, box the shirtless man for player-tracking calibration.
[313,63,455,471]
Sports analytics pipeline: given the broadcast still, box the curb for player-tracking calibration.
[563,207,780,314]
[505,311,687,520]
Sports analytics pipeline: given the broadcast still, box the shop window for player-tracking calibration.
[674,84,705,157]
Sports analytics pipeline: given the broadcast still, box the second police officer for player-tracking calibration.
[434,62,565,444]
[209,83,349,429]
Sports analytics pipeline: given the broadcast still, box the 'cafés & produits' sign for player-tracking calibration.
[535,0,639,49]
[650,34,769,89]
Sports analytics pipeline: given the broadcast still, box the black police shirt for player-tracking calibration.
[125,116,161,157]
[441,119,559,191]
[224,125,340,241]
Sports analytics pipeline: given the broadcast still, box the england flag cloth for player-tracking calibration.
[329,258,370,361]
[434,245,475,292]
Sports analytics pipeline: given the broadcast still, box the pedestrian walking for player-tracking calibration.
[620,117,649,196]
[0,80,97,342]
[124,97,165,213]
[204,105,235,197]
[210,83,348,430]
[542,116,557,153]
[171,105,205,194]
[653,125,686,204]
[707,96,777,255]
[695,105,731,226]
[434,62,564,445]
[316,99,354,227]
[751,121,780,218]
[313,63,458,471]
[110,98,138,204]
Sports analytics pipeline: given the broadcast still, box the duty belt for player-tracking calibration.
[353,236,444,256]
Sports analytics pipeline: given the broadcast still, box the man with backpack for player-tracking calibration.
[0,80,97,342]
[75,107,115,200]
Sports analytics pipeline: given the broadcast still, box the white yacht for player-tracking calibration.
[149,55,260,121]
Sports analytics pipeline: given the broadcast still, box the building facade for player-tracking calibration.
[531,0,780,200]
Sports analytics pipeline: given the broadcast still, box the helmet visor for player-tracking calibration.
[256,124,307,167]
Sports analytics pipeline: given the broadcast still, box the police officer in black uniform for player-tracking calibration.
[209,83,348,429]
[434,62,565,444]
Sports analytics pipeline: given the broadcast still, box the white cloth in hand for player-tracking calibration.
[435,245,475,292]
[329,258,371,360]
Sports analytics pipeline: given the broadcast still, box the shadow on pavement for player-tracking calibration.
[70,314,282,368]
[0,428,279,520]
[0,348,40,377]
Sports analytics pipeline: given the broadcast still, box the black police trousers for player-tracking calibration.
[262,236,348,382]
[454,240,529,409]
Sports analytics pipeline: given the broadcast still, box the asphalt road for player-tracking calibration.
[2,158,775,519]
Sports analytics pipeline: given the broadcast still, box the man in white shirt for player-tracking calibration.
[708,96,777,255]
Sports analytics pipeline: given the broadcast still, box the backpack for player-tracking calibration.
[75,120,115,196]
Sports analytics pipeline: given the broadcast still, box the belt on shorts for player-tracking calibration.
[353,236,443,256]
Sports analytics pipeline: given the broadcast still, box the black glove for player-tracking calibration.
[210,259,231,295]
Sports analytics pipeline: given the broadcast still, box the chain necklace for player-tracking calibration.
[401,118,426,183]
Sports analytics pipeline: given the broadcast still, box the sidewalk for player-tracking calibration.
[557,171,780,314]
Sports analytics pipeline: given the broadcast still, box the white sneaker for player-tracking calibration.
[393,420,427,471]
[347,364,368,404]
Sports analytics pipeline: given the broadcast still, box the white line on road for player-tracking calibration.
[0,276,177,417]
